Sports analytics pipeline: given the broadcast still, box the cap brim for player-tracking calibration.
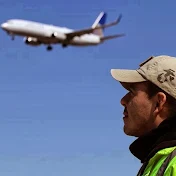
[110,69,146,83]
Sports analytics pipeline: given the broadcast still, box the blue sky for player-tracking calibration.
[0,0,175,175]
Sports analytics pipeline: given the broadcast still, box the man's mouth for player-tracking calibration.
[123,109,128,118]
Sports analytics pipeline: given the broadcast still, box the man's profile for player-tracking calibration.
[111,55,176,175]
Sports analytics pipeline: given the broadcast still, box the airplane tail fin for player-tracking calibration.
[91,12,107,37]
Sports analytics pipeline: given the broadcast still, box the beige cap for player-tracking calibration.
[111,55,176,99]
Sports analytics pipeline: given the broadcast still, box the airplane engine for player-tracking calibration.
[51,32,66,40]
[24,37,41,46]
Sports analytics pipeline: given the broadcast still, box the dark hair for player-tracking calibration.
[146,81,176,118]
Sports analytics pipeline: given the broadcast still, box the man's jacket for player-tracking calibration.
[129,117,176,175]
[139,146,176,175]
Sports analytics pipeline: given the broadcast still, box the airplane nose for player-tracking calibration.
[1,23,8,29]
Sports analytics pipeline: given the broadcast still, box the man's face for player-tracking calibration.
[120,82,158,137]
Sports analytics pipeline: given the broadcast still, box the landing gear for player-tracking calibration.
[62,44,67,48]
[7,32,14,40]
[47,45,52,51]
[11,35,15,40]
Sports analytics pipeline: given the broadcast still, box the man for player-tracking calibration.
[111,55,176,175]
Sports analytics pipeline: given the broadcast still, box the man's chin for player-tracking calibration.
[123,127,139,137]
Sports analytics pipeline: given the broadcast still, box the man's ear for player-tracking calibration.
[154,92,167,113]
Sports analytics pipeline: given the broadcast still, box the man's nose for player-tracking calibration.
[120,93,129,106]
[120,95,126,106]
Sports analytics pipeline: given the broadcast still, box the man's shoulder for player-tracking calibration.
[142,147,176,176]
[156,146,176,156]
[148,146,176,165]
[164,148,176,175]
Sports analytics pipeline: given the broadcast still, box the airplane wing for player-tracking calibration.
[65,14,122,39]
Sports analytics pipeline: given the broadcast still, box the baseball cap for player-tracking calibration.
[111,55,176,99]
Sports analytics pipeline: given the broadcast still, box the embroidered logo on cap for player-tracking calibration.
[157,69,175,83]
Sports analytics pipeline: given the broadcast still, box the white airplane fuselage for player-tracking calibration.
[1,19,101,46]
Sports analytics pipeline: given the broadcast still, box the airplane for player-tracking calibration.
[1,12,125,51]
